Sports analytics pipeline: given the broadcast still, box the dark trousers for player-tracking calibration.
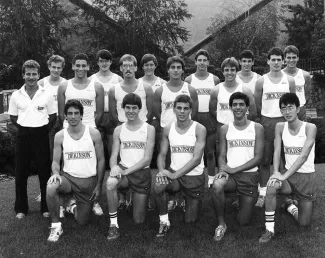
[15,125,51,214]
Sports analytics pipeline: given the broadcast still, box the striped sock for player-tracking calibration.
[109,212,119,228]
[265,211,275,233]
[287,204,298,217]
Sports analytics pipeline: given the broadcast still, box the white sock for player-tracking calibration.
[208,176,215,186]
[51,222,62,228]
[109,212,119,228]
[159,214,170,225]
[265,211,275,233]
[259,187,267,196]
[287,204,298,216]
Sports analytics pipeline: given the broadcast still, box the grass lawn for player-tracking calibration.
[1,166,325,258]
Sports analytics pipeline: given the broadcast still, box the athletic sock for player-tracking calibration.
[287,204,298,217]
[265,211,275,233]
[51,222,62,228]
[259,187,267,196]
[208,176,215,186]
[159,214,170,225]
[109,212,119,228]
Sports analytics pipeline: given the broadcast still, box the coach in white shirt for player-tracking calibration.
[9,60,57,219]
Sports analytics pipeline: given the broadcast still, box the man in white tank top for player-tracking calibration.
[254,47,296,208]
[282,45,311,121]
[259,93,317,243]
[236,50,261,95]
[212,92,264,242]
[154,95,206,237]
[46,100,105,242]
[106,93,155,241]
[185,49,220,188]
[57,53,105,216]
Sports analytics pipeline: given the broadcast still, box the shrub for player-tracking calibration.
[0,131,16,176]
[309,117,325,163]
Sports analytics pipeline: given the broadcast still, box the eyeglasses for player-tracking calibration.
[280,105,295,113]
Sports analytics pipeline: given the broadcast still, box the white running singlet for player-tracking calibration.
[90,73,119,112]
[63,125,97,178]
[292,69,306,107]
[168,121,204,176]
[160,82,190,128]
[217,83,243,125]
[191,73,215,112]
[282,122,315,173]
[261,73,290,118]
[64,79,96,128]
[236,72,258,95]
[138,77,163,93]
[226,121,258,172]
[119,122,148,168]
[114,82,148,123]
[43,77,66,114]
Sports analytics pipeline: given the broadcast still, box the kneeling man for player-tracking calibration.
[106,93,155,240]
[46,99,105,242]
[259,93,317,243]
[155,94,206,237]
[212,92,264,241]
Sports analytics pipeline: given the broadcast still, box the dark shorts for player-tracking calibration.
[101,112,115,135]
[119,166,152,195]
[197,112,217,134]
[61,172,97,204]
[260,116,285,142]
[231,172,259,198]
[169,168,205,200]
[287,172,317,201]
[298,106,306,121]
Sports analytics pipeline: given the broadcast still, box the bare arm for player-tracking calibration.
[90,128,105,187]
[213,75,220,85]
[153,87,163,123]
[272,123,284,173]
[122,125,155,175]
[108,86,119,125]
[109,126,122,169]
[188,85,199,121]
[51,131,64,175]
[94,82,104,128]
[303,71,311,105]
[157,125,171,171]
[218,125,228,169]
[288,76,296,93]
[254,77,264,119]
[243,86,257,121]
[209,86,219,124]
[57,81,68,126]
[144,83,154,123]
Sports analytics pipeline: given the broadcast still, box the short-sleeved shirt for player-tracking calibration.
[8,85,56,127]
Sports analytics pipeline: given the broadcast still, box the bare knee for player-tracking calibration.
[212,179,226,193]
[46,182,60,196]
[266,185,279,197]
[154,183,167,195]
[106,177,119,191]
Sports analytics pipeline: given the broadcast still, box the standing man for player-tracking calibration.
[106,93,155,240]
[185,49,220,187]
[236,50,261,95]
[57,53,105,215]
[212,92,264,242]
[46,100,105,242]
[259,93,316,243]
[154,95,206,237]
[8,60,56,219]
[282,45,311,121]
[254,47,296,207]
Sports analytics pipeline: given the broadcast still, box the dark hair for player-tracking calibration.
[284,45,299,57]
[119,54,137,66]
[221,57,239,71]
[166,56,185,70]
[173,94,192,109]
[239,50,255,61]
[267,47,284,60]
[96,49,112,62]
[140,54,158,68]
[122,93,142,109]
[195,49,210,61]
[279,93,300,108]
[64,99,84,116]
[47,55,65,67]
[229,92,250,107]
[72,53,89,65]
[22,60,40,73]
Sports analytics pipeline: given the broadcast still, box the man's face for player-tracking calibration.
[223,66,237,82]
[195,55,209,71]
[48,62,63,78]
[120,60,137,78]
[124,104,140,121]
[73,60,89,78]
[168,62,183,80]
[231,99,248,119]
[98,57,112,71]
[65,106,82,127]
[239,58,254,72]
[285,53,299,68]
[267,55,283,72]
[280,103,299,122]
[23,67,39,87]
[174,102,191,122]
[143,60,156,76]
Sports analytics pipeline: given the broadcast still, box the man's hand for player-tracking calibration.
[220,165,236,174]
[267,171,284,187]
[156,171,171,185]
[160,169,176,180]
[90,185,101,201]
[110,165,122,178]
[47,174,62,185]
[215,171,229,180]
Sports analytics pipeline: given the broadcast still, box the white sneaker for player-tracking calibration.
[66,199,76,214]
[43,212,50,218]
[60,206,65,218]
[47,226,63,242]
[16,213,26,219]
[93,202,104,216]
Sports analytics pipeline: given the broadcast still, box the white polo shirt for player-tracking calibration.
[8,85,56,127]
